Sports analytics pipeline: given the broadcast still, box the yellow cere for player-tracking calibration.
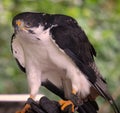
[16,20,22,26]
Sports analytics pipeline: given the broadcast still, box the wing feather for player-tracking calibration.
[50,15,119,113]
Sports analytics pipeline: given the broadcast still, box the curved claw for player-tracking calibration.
[72,89,77,95]
[59,100,75,112]
[15,104,31,113]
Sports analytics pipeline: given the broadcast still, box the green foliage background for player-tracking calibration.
[0,0,120,112]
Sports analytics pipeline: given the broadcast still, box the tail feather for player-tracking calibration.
[94,83,120,113]
[108,96,119,113]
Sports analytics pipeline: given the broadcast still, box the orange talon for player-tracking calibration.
[72,89,77,95]
[59,100,75,112]
[15,95,34,113]
[15,104,31,113]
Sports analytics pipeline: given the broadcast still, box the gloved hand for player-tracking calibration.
[77,100,99,113]
[25,96,69,113]
[25,96,98,113]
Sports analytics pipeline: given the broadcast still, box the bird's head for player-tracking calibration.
[12,12,51,35]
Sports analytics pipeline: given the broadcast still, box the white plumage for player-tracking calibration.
[12,24,91,98]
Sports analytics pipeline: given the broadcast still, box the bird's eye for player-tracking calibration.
[25,22,31,28]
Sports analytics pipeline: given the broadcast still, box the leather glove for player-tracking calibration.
[25,96,98,113]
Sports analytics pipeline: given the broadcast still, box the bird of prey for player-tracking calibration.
[11,12,119,113]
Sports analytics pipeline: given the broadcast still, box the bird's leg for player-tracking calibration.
[59,78,77,113]
[15,70,41,113]
[59,89,77,113]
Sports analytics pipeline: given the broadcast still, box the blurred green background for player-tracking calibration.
[0,0,120,113]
